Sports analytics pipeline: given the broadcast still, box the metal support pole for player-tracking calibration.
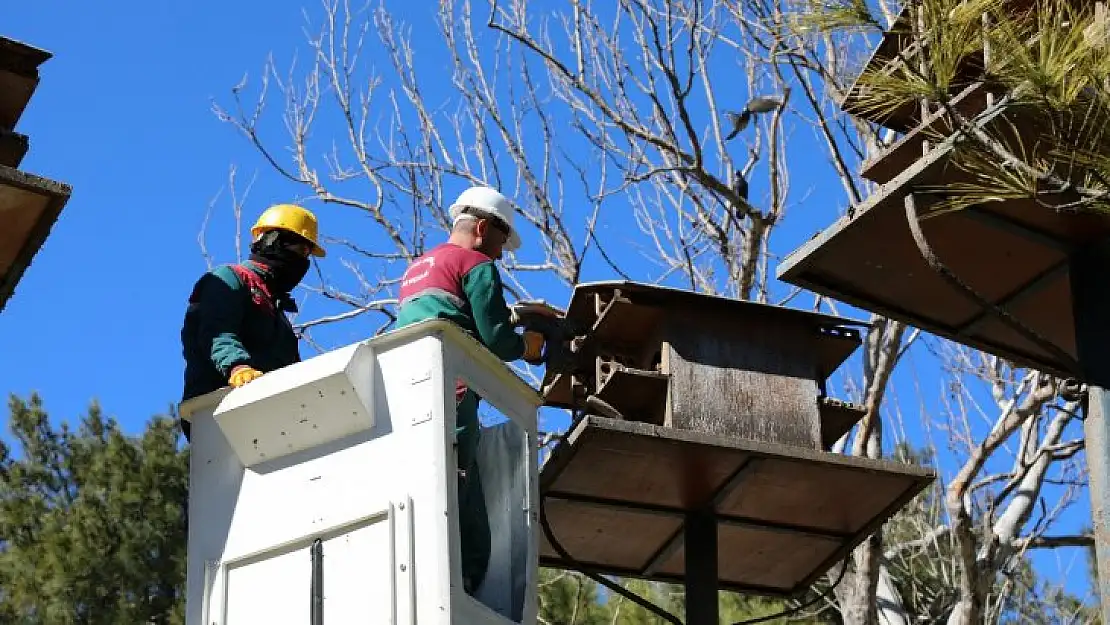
[1070,238,1110,623]
[310,538,324,625]
[684,509,719,625]
[1085,388,1110,623]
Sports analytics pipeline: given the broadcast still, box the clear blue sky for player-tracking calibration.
[1,0,1097,608]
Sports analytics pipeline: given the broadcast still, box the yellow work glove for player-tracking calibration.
[229,365,264,388]
[523,330,546,365]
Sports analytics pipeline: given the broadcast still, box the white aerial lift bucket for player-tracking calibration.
[178,319,542,625]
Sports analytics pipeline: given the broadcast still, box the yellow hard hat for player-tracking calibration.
[251,203,327,257]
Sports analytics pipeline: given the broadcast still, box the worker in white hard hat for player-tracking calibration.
[394,185,557,594]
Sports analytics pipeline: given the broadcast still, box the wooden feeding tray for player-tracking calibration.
[0,165,72,312]
[538,417,936,597]
[777,99,1110,380]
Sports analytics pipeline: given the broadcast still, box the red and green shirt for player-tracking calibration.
[396,243,525,365]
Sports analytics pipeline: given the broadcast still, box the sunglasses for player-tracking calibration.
[263,230,314,257]
[463,207,511,238]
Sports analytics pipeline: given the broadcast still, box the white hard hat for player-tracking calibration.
[449,186,522,251]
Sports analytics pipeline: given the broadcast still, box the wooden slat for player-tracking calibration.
[0,129,28,168]
[815,327,862,382]
[594,367,668,425]
[819,398,865,451]
[0,182,48,269]
[0,38,50,132]
[539,498,682,570]
[655,524,842,591]
[0,166,72,312]
[540,424,747,510]
[590,292,664,350]
[663,310,822,448]
[714,456,918,535]
[860,82,991,185]
[0,69,38,131]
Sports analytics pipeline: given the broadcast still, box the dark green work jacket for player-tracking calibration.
[180,261,301,402]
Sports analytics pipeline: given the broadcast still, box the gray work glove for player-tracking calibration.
[509,300,565,326]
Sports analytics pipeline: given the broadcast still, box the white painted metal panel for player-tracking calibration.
[182,321,543,625]
[213,341,377,467]
[322,513,397,622]
[224,546,310,624]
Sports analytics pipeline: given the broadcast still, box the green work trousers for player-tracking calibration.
[456,388,490,594]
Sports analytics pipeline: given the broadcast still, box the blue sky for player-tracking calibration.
[1,0,1097,607]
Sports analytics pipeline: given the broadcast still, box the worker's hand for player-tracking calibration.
[229,365,264,388]
[522,330,546,365]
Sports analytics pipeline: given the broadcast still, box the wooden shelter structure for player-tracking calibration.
[774,0,1110,619]
[0,36,71,313]
[776,1,1110,381]
[535,281,935,623]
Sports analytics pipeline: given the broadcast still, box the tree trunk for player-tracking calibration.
[875,564,911,625]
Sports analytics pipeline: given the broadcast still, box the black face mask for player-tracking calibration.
[250,246,311,295]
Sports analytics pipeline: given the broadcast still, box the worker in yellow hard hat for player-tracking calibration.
[178,203,326,440]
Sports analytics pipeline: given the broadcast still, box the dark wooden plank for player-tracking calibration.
[819,398,865,450]
[662,310,822,448]
[542,425,748,510]
[590,293,664,351]
[0,180,50,269]
[0,38,49,132]
[0,69,38,132]
[815,327,862,382]
[654,524,842,591]
[860,82,991,185]
[0,166,72,312]
[594,367,668,425]
[0,37,51,75]
[0,129,28,168]
[715,456,919,535]
[538,498,682,570]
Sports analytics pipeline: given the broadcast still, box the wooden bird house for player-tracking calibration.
[536,282,935,600]
[776,0,1110,383]
[542,281,868,450]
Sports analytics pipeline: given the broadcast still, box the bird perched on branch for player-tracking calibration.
[724,95,786,140]
[732,170,749,203]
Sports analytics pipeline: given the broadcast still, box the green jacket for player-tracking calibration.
[395,243,524,362]
[180,261,301,401]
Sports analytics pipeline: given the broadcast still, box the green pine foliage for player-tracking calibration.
[813,0,1110,218]
[536,571,833,624]
[0,393,189,625]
